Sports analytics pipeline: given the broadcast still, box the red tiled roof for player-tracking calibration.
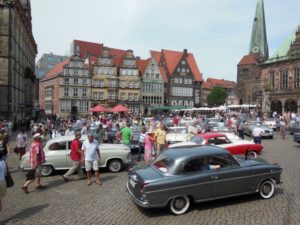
[137,59,150,74]
[238,54,257,66]
[108,48,127,59]
[161,49,182,74]
[186,53,203,82]
[206,78,236,89]
[88,56,98,72]
[203,82,213,90]
[43,58,70,80]
[73,40,103,58]
[150,50,161,64]
[159,66,168,83]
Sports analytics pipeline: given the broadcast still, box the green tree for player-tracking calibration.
[207,86,228,106]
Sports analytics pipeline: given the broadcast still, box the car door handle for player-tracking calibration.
[210,176,219,180]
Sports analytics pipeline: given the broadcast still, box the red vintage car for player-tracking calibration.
[198,133,263,158]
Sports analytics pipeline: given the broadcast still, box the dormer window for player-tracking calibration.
[181,60,186,65]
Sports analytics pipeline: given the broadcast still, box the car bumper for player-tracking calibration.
[126,182,150,208]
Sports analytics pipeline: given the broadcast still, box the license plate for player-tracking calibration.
[129,179,136,188]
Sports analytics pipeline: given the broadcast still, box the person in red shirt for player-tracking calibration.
[21,133,46,193]
[62,131,85,181]
[173,114,179,127]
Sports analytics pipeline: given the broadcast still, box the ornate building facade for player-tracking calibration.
[139,56,165,115]
[237,0,300,115]
[0,0,37,120]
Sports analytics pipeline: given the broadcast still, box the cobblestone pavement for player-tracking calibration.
[0,132,300,225]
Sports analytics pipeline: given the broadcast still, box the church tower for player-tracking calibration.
[249,0,269,61]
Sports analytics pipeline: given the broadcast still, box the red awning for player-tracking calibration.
[110,104,129,112]
[90,105,107,112]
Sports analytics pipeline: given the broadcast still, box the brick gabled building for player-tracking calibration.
[202,78,238,106]
[151,49,203,108]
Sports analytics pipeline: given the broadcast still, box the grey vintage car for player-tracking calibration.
[126,146,282,215]
[20,135,131,176]
[244,121,274,139]
[293,133,300,144]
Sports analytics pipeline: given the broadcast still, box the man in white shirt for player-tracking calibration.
[252,124,264,144]
[82,133,101,185]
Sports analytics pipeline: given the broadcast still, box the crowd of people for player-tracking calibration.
[1,109,300,212]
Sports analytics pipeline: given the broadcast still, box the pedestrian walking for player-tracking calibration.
[98,124,105,143]
[0,133,10,161]
[237,121,245,140]
[82,133,101,186]
[280,119,287,139]
[120,123,132,148]
[144,132,155,164]
[62,131,85,181]
[137,127,147,161]
[0,152,6,212]
[16,128,28,160]
[21,133,47,194]
[252,124,264,144]
[155,124,167,156]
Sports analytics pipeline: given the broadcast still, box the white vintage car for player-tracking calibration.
[20,135,131,176]
[166,126,195,145]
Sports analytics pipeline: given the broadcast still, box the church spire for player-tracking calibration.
[249,0,269,61]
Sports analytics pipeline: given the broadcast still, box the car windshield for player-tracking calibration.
[168,127,187,134]
[191,136,204,144]
[152,154,175,174]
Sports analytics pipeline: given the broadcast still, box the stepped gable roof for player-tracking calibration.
[137,59,150,74]
[238,54,257,66]
[43,58,70,80]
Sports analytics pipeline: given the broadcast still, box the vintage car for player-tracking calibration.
[244,122,274,139]
[293,133,300,144]
[20,135,131,176]
[169,133,263,159]
[288,121,300,135]
[264,119,277,130]
[166,126,194,145]
[126,146,282,215]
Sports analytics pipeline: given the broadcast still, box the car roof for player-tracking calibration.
[165,145,229,159]
[199,132,225,139]
[46,135,88,143]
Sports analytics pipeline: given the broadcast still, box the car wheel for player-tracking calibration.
[246,151,257,159]
[259,180,275,199]
[169,196,190,215]
[108,159,122,172]
[270,136,273,139]
[41,165,54,176]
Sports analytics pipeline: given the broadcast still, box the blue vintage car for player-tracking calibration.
[126,146,282,215]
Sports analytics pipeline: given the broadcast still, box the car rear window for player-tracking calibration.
[152,154,175,174]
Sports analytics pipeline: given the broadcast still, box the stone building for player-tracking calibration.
[91,47,120,109]
[40,55,92,118]
[202,78,238,106]
[118,50,140,114]
[0,0,37,120]
[237,0,300,115]
[138,55,166,115]
[151,49,203,108]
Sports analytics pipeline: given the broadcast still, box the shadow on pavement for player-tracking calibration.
[139,189,285,217]
[1,204,49,224]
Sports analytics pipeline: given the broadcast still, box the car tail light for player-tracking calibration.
[141,182,149,192]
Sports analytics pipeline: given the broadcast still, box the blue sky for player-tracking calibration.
[31,0,300,81]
